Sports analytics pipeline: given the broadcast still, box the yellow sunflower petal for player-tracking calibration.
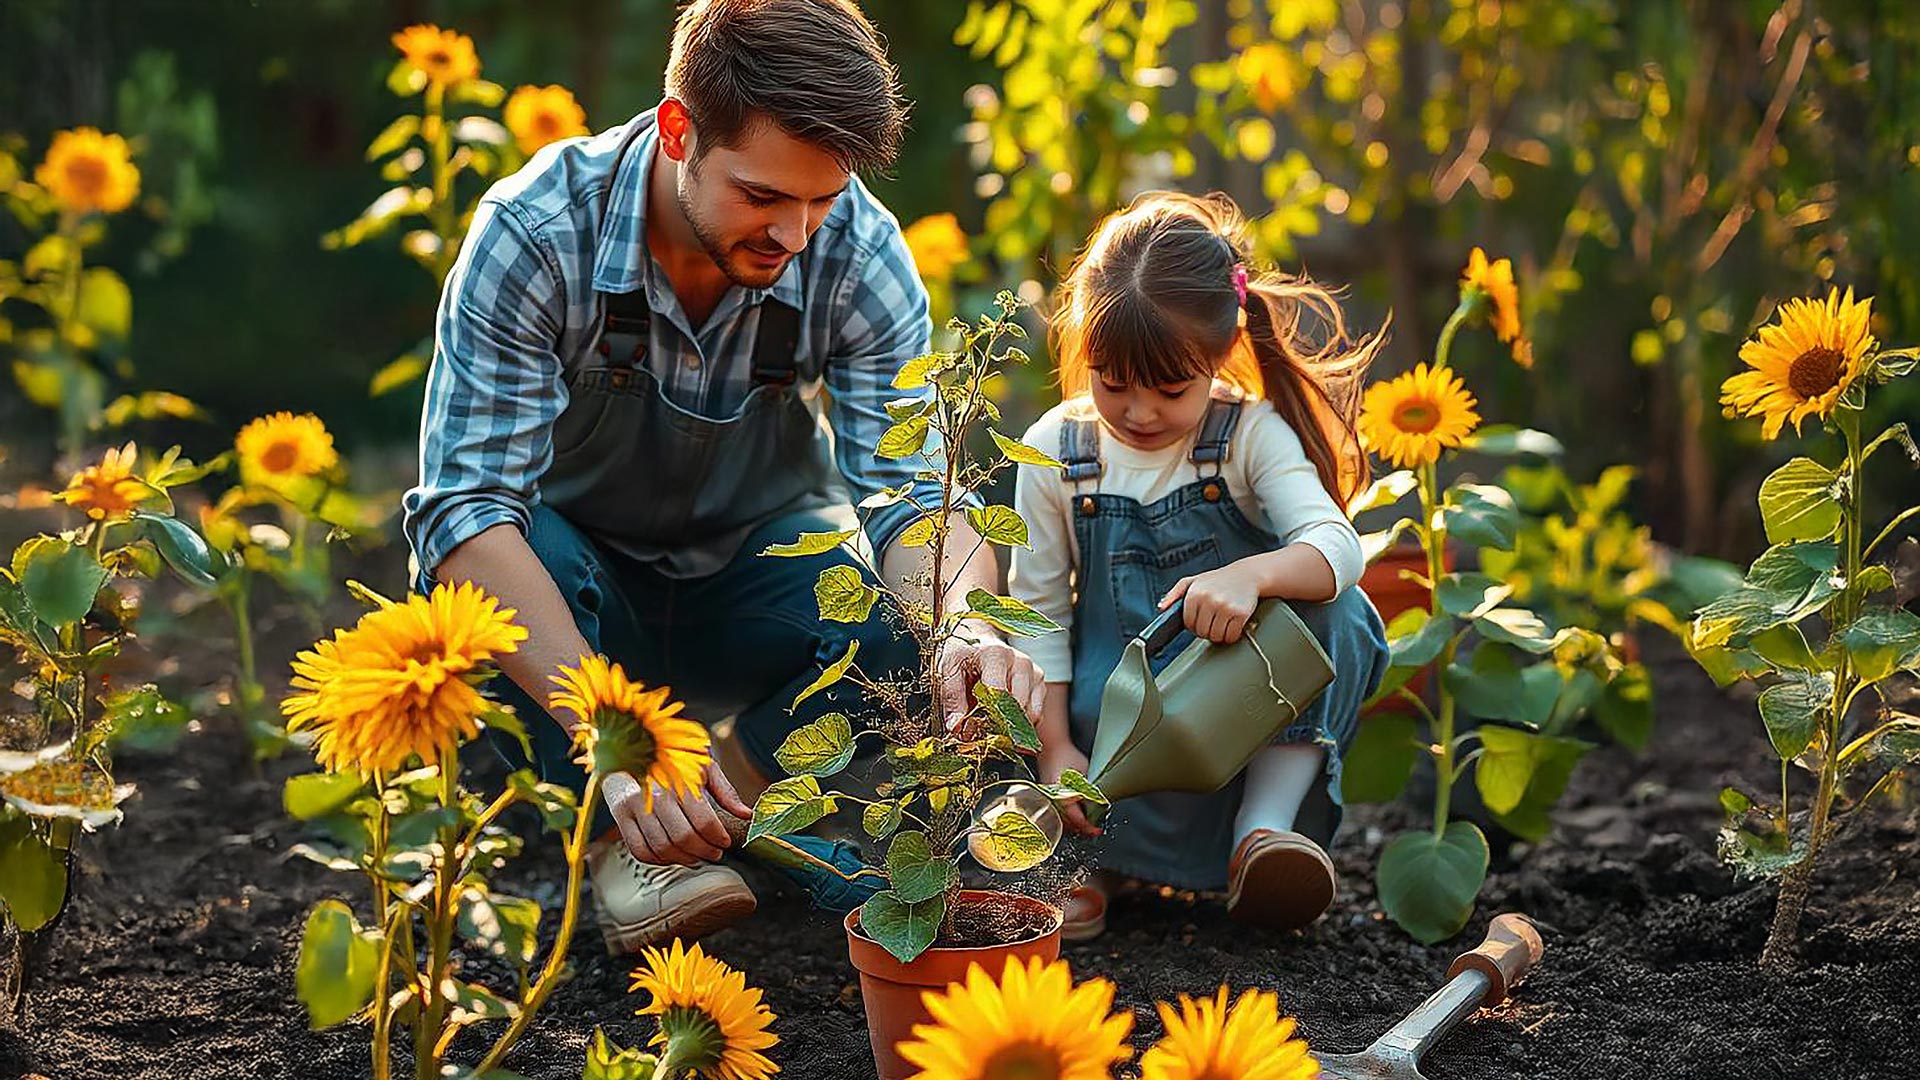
[391,24,481,88]
[36,127,141,215]
[550,656,711,799]
[897,956,1134,1080]
[504,84,590,156]
[632,939,780,1080]
[1721,287,1875,441]
[1357,362,1482,469]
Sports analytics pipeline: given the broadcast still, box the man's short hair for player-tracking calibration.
[665,0,909,174]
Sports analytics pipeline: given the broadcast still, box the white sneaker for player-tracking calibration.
[588,838,758,956]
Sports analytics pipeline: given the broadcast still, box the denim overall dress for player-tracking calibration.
[1060,399,1389,890]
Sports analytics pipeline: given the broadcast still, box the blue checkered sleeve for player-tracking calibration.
[401,201,566,584]
[826,227,980,556]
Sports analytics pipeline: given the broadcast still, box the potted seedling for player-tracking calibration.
[752,292,1104,1079]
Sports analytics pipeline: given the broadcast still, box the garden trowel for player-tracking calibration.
[1316,913,1545,1080]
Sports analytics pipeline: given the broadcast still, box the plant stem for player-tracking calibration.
[416,751,461,1080]
[1762,411,1865,967]
[225,580,262,715]
[427,88,457,283]
[368,773,395,1080]
[1433,299,1472,374]
[471,771,604,1075]
[1419,459,1458,838]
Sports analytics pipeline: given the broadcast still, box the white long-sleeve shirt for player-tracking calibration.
[1008,386,1363,685]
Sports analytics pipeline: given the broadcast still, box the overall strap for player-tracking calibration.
[1189,398,1243,478]
[1059,417,1104,484]
[751,300,803,388]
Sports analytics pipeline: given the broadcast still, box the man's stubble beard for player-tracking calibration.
[675,165,785,291]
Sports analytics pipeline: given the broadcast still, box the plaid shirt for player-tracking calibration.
[403,110,953,580]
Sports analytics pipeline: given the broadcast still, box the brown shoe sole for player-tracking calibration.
[1226,833,1336,931]
[596,882,758,956]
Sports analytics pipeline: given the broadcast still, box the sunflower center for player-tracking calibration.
[65,154,109,196]
[425,48,451,69]
[1391,397,1441,434]
[534,112,560,135]
[1788,346,1845,398]
[261,440,301,473]
[981,1041,1063,1080]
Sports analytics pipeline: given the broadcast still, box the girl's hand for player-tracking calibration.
[1161,561,1265,644]
[1038,743,1101,836]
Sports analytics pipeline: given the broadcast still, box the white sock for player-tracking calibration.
[1233,744,1325,843]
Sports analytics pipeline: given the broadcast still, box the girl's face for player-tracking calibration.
[1090,371,1213,451]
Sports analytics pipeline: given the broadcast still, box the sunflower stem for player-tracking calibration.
[416,750,461,1080]
[1433,299,1472,374]
[368,772,395,1080]
[471,770,603,1075]
[1419,458,1459,839]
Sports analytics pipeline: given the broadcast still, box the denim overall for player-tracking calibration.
[1061,400,1389,890]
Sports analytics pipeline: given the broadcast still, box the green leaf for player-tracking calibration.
[1758,458,1841,544]
[284,771,367,821]
[451,79,507,107]
[1758,673,1831,760]
[815,565,879,623]
[295,900,381,1029]
[975,808,1053,871]
[975,683,1040,751]
[860,889,945,963]
[1346,469,1418,515]
[774,713,857,777]
[862,799,904,839]
[77,267,132,339]
[1463,425,1564,457]
[1840,607,1920,684]
[1440,484,1520,551]
[456,888,541,968]
[966,505,1030,547]
[1860,421,1918,463]
[1445,645,1558,728]
[892,354,940,390]
[386,59,427,96]
[747,775,836,843]
[369,353,428,397]
[102,684,192,752]
[1472,608,1556,653]
[1339,713,1420,804]
[877,416,931,459]
[480,707,534,764]
[20,542,108,628]
[1594,663,1655,751]
[1691,543,1840,649]
[885,830,955,903]
[0,815,68,931]
[365,114,421,160]
[961,589,1062,638]
[1388,608,1454,668]
[133,511,227,589]
[990,427,1065,469]
[1435,573,1513,618]
[1475,725,1591,821]
[1748,623,1819,672]
[762,529,858,558]
[507,770,578,832]
[791,639,859,712]
[1048,769,1109,806]
[1359,518,1417,564]
[584,1028,660,1080]
[1377,821,1489,944]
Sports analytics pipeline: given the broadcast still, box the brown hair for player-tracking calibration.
[1050,191,1384,507]
[664,0,908,173]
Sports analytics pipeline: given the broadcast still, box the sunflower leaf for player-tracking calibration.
[859,889,946,963]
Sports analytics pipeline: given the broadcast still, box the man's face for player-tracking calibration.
[675,114,850,289]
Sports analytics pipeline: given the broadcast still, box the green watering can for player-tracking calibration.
[969,596,1336,871]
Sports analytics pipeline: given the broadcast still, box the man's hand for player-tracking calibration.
[1038,743,1101,837]
[604,760,755,866]
[936,624,1046,734]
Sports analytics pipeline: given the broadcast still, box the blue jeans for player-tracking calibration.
[485,503,921,796]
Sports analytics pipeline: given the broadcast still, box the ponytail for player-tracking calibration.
[1242,277,1383,510]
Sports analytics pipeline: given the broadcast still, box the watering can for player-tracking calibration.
[969,596,1336,871]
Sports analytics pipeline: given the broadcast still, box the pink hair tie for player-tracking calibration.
[1231,264,1249,307]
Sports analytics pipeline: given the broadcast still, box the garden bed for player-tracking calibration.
[1,642,1914,1080]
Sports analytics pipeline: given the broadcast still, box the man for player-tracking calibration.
[402,0,1046,953]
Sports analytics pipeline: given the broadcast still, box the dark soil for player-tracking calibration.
[2,637,1917,1080]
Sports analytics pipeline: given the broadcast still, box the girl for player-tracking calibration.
[1010,191,1389,939]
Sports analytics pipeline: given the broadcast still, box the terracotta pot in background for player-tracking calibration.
[1360,540,1454,713]
[845,890,1063,1080]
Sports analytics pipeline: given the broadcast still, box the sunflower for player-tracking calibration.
[1140,986,1320,1080]
[504,84,590,156]
[283,582,526,774]
[1357,363,1482,469]
[35,128,140,216]
[550,655,710,805]
[57,442,153,520]
[1721,287,1875,440]
[1461,247,1529,367]
[896,956,1135,1080]
[391,24,481,88]
[236,411,339,485]
[903,213,969,283]
[632,939,779,1080]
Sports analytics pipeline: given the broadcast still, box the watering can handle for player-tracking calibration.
[1136,599,1189,657]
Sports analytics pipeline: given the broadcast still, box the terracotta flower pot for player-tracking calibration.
[1360,540,1453,715]
[844,889,1063,1080]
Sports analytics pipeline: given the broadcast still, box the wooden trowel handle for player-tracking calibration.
[1446,913,1543,1009]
